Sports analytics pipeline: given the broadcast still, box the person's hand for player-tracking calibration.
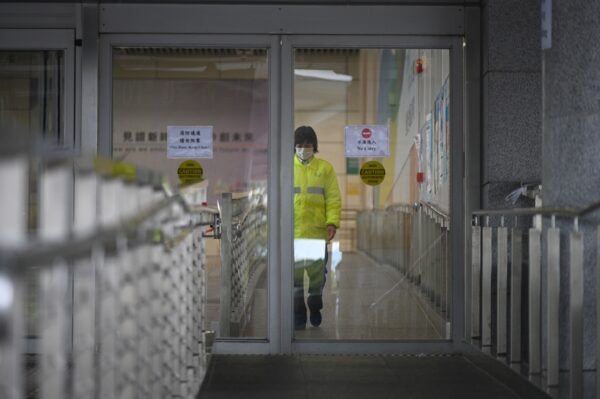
[326,224,337,241]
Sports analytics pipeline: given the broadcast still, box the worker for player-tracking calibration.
[293,125,341,330]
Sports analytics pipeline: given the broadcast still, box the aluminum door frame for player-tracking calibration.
[281,35,465,355]
[98,34,280,355]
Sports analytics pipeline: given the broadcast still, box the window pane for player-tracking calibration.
[0,51,64,147]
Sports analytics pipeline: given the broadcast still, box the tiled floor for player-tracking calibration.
[206,250,448,340]
[197,354,551,399]
[295,252,445,340]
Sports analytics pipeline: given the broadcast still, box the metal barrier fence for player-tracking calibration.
[358,202,451,333]
[470,202,600,399]
[0,156,216,399]
[218,189,267,337]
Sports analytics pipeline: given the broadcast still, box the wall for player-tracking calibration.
[543,0,600,373]
[386,49,450,213]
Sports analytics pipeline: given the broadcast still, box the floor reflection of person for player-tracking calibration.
[293,126,341,330]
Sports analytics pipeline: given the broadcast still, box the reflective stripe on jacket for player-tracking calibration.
[294,155,341,240]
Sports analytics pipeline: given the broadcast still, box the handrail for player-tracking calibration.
[420,201,450,221]
[472,199,600,220]
[0,192,219,273]
[385,203,413,213]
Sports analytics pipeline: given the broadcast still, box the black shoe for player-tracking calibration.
[309,310,322,327]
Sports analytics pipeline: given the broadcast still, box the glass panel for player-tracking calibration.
[112,47,269,339]
[0,51,65,147]
[293,48,451,340]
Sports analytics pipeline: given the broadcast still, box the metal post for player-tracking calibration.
[597,226,600,399]
[569,222,583,399]
[219,193,233,337]
[40,262,70,399]
[481,222,492,347]
[528,228,542,375]
[0,156,28,247]
[0,156,27,399]
[39,164,72,399]
[510,227,522,363]
[72,172,98,399]
[546,220,560,386]
[497,224,508,355]
[471,222,481,339]
[0,271,23,399]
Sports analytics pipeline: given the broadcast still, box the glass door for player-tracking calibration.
[281,36,463,352]
[100,34,463,354]
[101,35,279,353]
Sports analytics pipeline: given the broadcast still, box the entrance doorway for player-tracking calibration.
[100,34,463,354]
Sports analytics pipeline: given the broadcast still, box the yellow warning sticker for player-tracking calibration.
[359,160,386,186]
[177,160,204,184]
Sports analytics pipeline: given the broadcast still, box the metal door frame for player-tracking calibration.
[97,3,470,355]
[281,35,465,354]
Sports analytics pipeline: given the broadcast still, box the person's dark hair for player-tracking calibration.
[294,126,319,153]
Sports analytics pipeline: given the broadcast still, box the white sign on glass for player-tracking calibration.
[167,125,213,159]
[344,124,389,158]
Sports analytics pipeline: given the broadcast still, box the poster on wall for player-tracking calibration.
[424,113,433,197]
[167,125,213,159]
[394,50,420,197]
[432,78,450,195]
[435,78,450,186]
[442,78,450,183]
[344,124,389,158]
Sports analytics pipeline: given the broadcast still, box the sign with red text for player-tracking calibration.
[344,125,389,158]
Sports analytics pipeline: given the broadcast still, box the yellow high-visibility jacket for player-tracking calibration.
[294,155,341,240]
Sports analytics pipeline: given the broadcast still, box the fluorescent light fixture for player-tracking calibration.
[294,69,353,82]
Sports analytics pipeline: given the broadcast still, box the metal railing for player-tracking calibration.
[218,188,267,337]
[358,202,451,336]
[470,201,600,399]
[0,155,217,399]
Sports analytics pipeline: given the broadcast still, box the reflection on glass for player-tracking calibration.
[0,51,65,146]
[294,239,327,266]
[293,48,451,341]
[112,47,268,339]
[294,239,328,331]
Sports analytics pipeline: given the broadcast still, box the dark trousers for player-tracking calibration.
[294,250,328,324]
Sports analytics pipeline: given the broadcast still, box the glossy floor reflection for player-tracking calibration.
[295,251,446,340]
[206,250,448,340]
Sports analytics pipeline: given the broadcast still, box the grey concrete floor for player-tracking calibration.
[197,354,551,399]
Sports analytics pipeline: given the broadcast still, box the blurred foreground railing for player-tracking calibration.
[218,189,267,337]
[470,200,600,399]
[0,155,218,399]
[358,202,450,337]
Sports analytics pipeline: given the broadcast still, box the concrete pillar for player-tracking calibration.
[542,0,600,373]
[482,0,542,209]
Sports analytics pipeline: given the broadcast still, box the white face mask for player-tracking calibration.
[296,147,314,161]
